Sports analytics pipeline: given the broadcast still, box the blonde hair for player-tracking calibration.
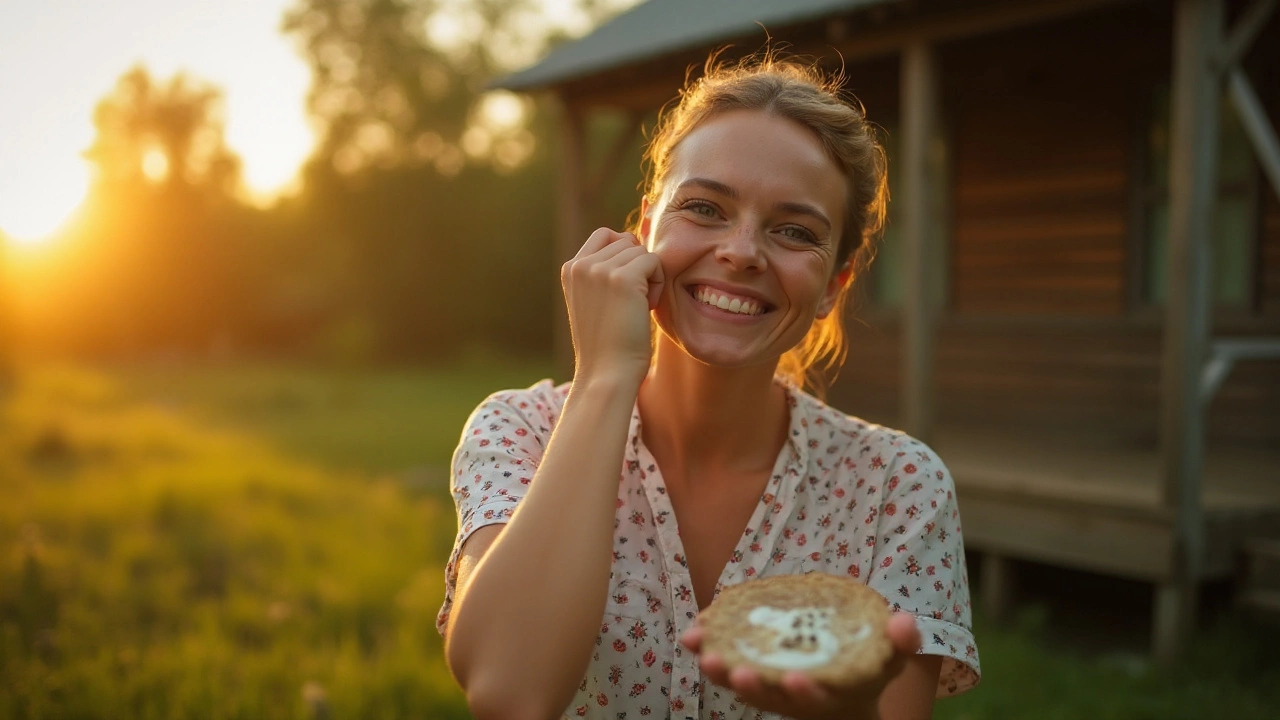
[634,51,889,396]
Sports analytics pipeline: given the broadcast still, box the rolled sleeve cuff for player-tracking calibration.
[434,498,519,635]
[912,614,981,697]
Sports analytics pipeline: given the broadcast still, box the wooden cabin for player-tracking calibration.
[496,0,1280,661]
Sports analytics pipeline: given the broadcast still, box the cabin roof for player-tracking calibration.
[495,0,896,92]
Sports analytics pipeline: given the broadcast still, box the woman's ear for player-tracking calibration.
[817,261,854,319]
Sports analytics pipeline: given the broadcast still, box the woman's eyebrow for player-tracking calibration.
[678,177,737,198]
[776,201,832,232]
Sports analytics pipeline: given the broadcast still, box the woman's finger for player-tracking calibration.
[779,671,833,707]
[591,243,652,273]
[645,257,666,310]
[569,236,640,272]
[573,227,637,259]
[887,612,922,655]
[679,626,705,653]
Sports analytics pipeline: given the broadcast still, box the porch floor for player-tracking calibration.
[931,425,1280,582]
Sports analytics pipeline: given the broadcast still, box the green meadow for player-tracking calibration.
[1,360,1277,719]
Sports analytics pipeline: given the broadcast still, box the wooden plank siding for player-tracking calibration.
[1255,8,1280,314]
[834,318,1280,443]
[828,1,1280,446]
[1266,192,1280,313]
[938,3,1163,318]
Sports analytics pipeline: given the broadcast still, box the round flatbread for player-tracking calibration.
[698,573,893,686]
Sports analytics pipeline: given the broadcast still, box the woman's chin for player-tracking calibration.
[672,338,777,372]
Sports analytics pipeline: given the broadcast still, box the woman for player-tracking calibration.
[437,53,980,720]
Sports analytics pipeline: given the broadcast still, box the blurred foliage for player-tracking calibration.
[83,67,241,193]
[282,0,629,176]
[6,0,648,368]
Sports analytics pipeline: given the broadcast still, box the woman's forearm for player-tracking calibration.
[445,375,639,719]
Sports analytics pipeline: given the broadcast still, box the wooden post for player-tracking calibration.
[900,39,941,444]
[981,553,1014,624]
[1226,68,1280,202]
[1156,0,1222,665]
[555,100,587,382]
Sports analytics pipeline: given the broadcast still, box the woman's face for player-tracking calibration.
[641,109,849,371]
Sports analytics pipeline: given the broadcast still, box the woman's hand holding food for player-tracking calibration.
[681,612,923,720]
[561,227,665,388]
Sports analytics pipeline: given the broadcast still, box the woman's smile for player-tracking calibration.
[687,283,771,318]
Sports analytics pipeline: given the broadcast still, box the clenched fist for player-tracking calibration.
[561,227,665,389]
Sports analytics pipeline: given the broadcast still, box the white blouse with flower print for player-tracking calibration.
[437,380,981,720]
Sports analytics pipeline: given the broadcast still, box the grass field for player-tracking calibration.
[1,359,1277,719]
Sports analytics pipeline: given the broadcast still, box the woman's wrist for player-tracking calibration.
[571,364,646,399]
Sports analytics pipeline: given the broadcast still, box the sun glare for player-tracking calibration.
[142,149,171,183]
[0,160,89,246]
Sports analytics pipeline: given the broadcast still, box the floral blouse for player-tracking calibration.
[437,380,980,719]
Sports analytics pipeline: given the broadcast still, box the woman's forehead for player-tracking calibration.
[661,110,846,210]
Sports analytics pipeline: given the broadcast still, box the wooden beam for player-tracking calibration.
[829,0,1138,65]
[1213,0,1277,71]
[1157,0,1223,665]
[1226,68,1280,202]
[584,113,644,208]
[899,40,941,443]
[555,100,587,382]
[548,0,1138,113]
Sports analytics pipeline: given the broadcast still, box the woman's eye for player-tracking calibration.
[779,225,819,244]
[683,201,719,218]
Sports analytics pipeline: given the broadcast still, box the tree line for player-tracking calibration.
[7,0,643,367]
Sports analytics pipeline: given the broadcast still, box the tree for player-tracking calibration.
[17,67,258,357]
[282,0,633,178]
[83,66,241,195]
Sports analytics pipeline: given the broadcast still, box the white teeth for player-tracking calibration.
[693,286,763,316]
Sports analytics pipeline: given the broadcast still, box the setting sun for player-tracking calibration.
[0,158,88,245]
[0,0,314,243]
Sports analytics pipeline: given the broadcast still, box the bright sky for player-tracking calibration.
[0,0,637,246]
[0,0,314,243]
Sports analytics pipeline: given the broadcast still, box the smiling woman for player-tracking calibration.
[439,52,979,720]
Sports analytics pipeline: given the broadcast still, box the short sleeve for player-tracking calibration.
[868,437,980,696]
[434,386,554,635]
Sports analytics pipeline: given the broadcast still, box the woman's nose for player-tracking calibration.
[715,223,767,271]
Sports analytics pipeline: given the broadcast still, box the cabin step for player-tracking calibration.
[1241,536,1280,591]
[1239,589,1280,617]
[1238,536,1280,620]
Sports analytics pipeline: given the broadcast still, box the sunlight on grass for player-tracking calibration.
[3,360,1278,719]
[0,362,515,719]
[109,357,554,475]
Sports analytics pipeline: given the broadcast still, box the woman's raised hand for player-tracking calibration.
[561,227,665,388]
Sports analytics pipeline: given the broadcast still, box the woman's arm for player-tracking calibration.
[445,376,639,720]
[444,228,664,720]
[878,653,942,720]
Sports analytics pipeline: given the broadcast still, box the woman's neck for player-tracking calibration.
[636,335,790,479]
